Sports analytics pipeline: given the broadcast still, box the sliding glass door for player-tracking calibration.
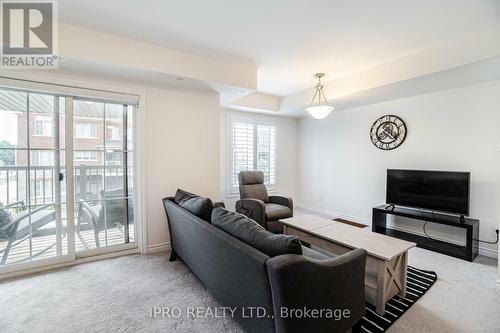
[0,82,137,273]
[73,99,134,253]
[0,89,67,266]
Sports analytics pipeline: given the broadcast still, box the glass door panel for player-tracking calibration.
[73,100,134,253]
[0,90,67,267]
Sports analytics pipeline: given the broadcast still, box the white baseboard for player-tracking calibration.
[295,203,498,259]
[147,242,171,254]
[296,202,370,225]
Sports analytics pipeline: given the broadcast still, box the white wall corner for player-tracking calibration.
[225,92,281,114]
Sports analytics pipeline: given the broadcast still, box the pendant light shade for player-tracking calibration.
[306,73,334,119]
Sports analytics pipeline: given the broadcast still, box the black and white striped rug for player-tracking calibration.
[354,266,437,333]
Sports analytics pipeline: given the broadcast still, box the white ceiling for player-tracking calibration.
[59,0,500,96]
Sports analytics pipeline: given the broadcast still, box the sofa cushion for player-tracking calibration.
[266,220,284,234]
[174,189,213,222]
[211,207,302,257]
[265,203,292,221]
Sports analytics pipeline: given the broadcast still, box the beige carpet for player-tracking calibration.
[389,247,500,333]
[0,248,499,332]
[0,254,242,333]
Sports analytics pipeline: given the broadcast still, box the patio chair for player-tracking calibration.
[0,201,57,265]
[76,189,133,249]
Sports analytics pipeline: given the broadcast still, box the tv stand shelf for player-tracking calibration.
[372,205,479,262]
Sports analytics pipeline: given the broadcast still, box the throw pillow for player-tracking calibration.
[211,207,302,257]
[174,189,214,222]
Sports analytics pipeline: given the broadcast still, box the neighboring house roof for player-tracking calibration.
[0,90,123,119]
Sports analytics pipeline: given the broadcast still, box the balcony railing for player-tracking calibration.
[0,164,133,266]
[0,164,127,206]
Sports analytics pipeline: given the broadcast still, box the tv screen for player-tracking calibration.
[386,169,470,215]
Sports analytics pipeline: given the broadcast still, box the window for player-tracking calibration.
[74,151,97,161]
[75,123,97,138]
[109,126,121,140]
[105,151,122,165]
[256,125,276,185]
[230,120,276,194]
[34,116,53,136]
[30,150,54,166]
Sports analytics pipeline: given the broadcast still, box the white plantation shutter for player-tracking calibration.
[257,125,276,185]
[232,123,254,188]
[230,120,276,193]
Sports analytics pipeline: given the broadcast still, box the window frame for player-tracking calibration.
[74,122,98,139]
[30,150,54,166]
[109,125,121,141]
[33,115,53,137]
[227,114,278,196]
[74,150,98,162]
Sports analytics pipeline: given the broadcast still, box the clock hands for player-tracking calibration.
[383,129,396,140]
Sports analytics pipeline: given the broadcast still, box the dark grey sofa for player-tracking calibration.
[163,197,366,333]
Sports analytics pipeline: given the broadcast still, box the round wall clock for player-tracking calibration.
[370,115,407,150]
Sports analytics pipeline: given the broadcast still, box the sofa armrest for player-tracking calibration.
[266,248,367,333]
[269,196,293,210]
[235,198,266,227]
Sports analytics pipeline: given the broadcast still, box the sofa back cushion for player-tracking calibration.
[211,207,302,257]
[174,189,213,222]
[238,170,269,202]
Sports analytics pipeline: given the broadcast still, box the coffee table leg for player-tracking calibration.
[376,252,409,315]
[376,260,386,315]
[398,252,408,297]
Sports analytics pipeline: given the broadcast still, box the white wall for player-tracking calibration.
[296,81,500,258]
[220,109,297,211]
[145,88,220,252]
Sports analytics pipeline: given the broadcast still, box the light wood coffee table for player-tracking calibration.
[280,214,416,315]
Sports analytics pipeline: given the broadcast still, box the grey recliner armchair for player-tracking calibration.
[235,170,293,233]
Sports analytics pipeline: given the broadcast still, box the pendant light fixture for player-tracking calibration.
[306,73,334,119]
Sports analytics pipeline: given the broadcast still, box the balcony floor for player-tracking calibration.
[0,225,135,266]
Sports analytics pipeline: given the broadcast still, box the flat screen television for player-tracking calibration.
[386,169,470,216]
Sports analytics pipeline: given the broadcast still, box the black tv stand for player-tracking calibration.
[372,205,479,262]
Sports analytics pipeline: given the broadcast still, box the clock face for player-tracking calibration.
[370,115,407,150]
